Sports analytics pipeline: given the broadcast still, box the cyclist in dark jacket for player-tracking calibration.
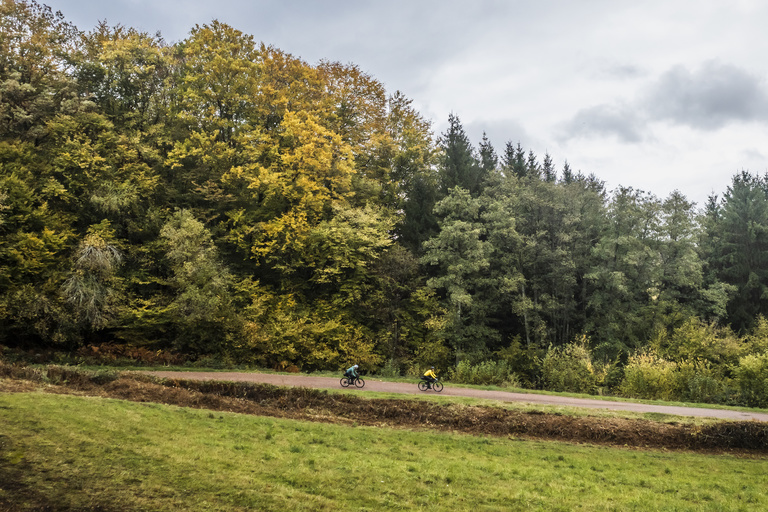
[344,364,359,381]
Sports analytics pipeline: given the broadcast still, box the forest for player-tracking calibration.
[3,0,768,406]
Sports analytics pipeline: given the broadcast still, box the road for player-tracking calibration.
[142,371,768,422]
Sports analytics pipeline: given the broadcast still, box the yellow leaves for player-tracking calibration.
[277,110,354,207]
[222,110,359,265]
[177,21,261,135]
[251,209,310,260]
[255,45,323,126]
[166,130,224,170]
[6,227,70,276]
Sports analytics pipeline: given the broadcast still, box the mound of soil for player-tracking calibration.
[2,364,767,455]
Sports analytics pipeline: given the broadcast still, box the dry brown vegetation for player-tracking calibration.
[2,363,768,456]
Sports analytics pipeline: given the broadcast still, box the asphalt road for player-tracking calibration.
[142,371,768,422]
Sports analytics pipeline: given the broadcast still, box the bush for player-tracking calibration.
[619,351,679,400]
[377,358,402,378]
[733,353,768,408]
[674,359,731,404]
[495,338,545,388]
[652,318,741,368]
[450,359,516,386]
[541,342,598,394]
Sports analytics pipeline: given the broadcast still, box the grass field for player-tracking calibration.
[1,390,766,511]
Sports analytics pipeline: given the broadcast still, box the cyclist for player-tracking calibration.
[422,366,438,389]
[344,364,359,383]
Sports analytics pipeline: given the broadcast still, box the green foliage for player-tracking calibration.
[421,187,496,359]
[619,351,679,400]
[159,210,235,354]
[541,340,599,394]
[674,358,732,404]
[620,349,738,404]
[494,338,545,388]
[377,358,402,378]
[61,220,124,330]
[651,318,741,371]
[437,113,485,196]
[450,359,517,386]
[742,315,768,355]
[733,353,768,408]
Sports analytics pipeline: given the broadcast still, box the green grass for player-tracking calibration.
[1,391,766,511]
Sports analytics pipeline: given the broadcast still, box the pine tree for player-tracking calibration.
[478,132,498,174]
[438,114,483,196]
[713,172,768,331]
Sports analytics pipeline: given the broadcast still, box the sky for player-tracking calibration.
[46,0,768,207]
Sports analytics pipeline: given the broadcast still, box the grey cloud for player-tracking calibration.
[645,61,768,129]
[559,103,645,143]
[597,63,646,80]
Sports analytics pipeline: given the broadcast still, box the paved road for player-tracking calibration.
[142,371,768,422]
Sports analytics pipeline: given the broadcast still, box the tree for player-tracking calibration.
[478,132,498,175]
[76,23,170,130]
[587,187,661,358]
[0,0,80,143]
[222,109,356,285]
[316,60,388,200]
[0,0,82,346]
[159,209,235,354]
[164,20,262,220]
[437,114,484,196]
[61,221,123,332]
[502,141,527,179]
[542,153,556,182]
[422,187,496,361]
[710,172,768,331]
[399,170,440,254]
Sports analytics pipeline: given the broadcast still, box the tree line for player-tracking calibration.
[3,1,768,405]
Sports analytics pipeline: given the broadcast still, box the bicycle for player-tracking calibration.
[418,378,443,392]
[340,375,365,388]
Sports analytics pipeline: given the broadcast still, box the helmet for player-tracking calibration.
[430,366,435,369]
[354,364,359,369]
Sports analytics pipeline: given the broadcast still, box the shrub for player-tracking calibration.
[619,351,679,400]
[652,318,741,368]
[742,316,768,355]
[675,359,730,404]
[732,353,768,408]
[541,342,598,394]
[378,358,402,378]
[495,338,545,388]
[450,359,515,386]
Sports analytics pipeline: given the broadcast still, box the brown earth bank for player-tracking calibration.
[2,364,768,456]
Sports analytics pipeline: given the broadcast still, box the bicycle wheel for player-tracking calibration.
[418,381,429,391]
[340,377,350,387]
[354,377,365,388]
[433,381,444,392]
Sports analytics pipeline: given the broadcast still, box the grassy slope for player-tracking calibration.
[1,390,766,512]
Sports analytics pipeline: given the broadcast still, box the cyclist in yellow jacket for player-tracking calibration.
[422,366,438,389]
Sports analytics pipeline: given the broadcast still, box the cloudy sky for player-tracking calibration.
[47,0,768,206]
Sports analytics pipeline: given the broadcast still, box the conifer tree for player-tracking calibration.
[478,132,498,174]
[438,114,483,196]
